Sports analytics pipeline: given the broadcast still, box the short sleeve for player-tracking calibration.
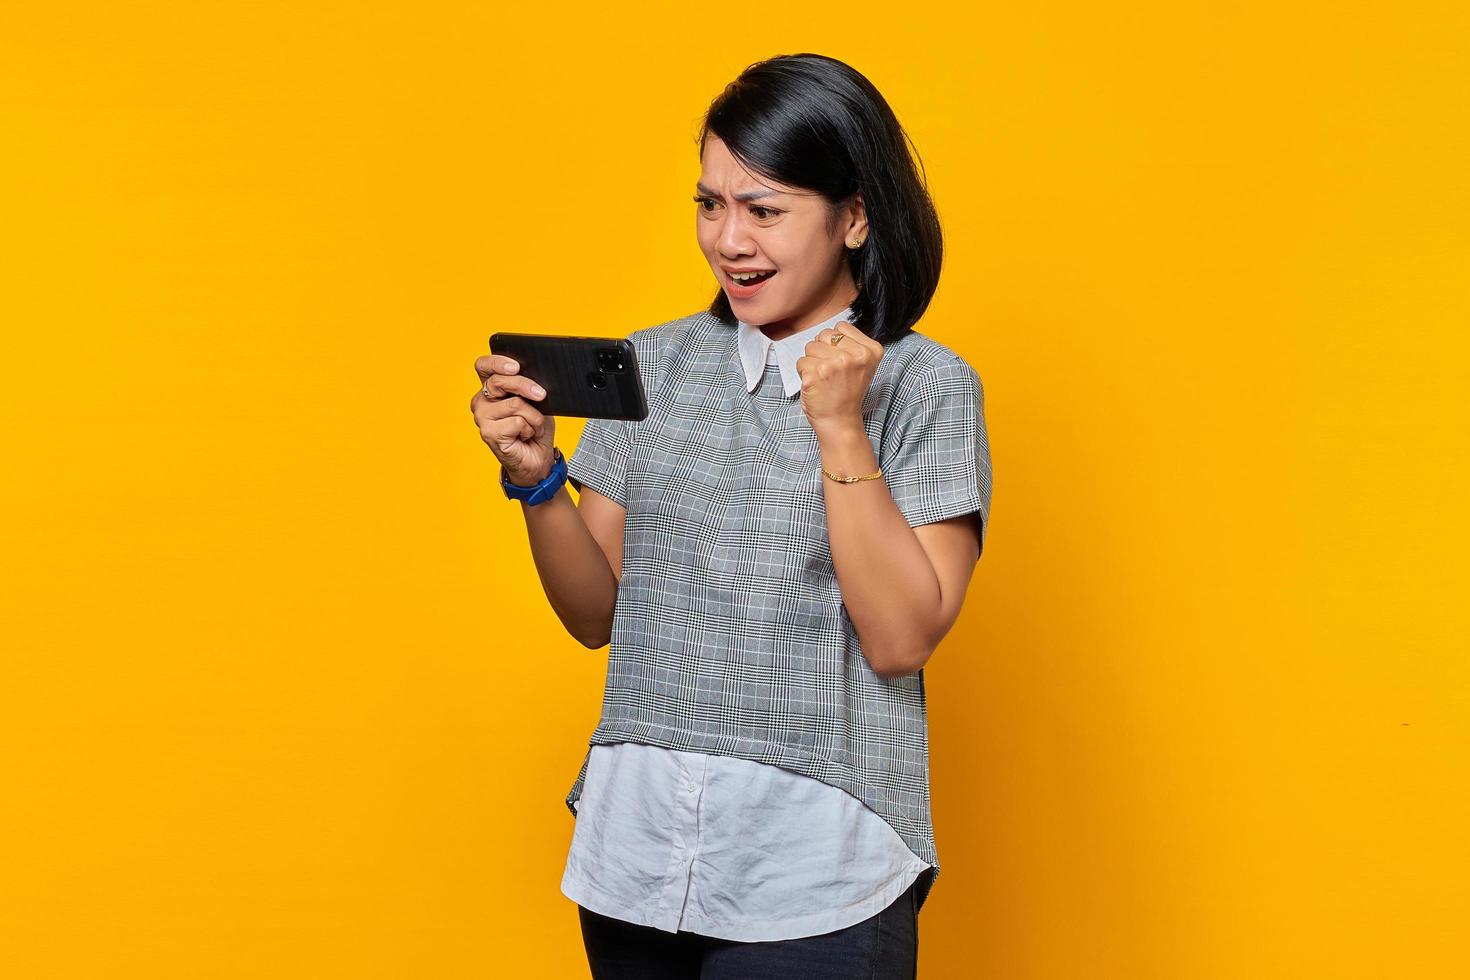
[880,354,993,552]
[564,416,633,507]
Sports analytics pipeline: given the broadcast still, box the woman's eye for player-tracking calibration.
[692,196,780,220]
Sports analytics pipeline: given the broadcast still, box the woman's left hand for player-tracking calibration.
[796,320,883,435]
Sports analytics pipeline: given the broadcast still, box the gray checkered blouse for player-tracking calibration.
[563,307,992,912]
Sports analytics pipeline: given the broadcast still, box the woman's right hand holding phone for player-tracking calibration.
[472,354,555,487]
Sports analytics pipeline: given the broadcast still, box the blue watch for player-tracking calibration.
[501,448,567,505]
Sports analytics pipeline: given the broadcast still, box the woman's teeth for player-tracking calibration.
[731,270,776,283]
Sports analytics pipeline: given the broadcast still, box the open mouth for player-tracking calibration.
[727,269,778,294]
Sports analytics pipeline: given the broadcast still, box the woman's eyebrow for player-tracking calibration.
[695,182,782,202]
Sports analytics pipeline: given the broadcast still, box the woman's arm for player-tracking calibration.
[474,350,624,650]
[514,482,624,649]
[816,422,980,678]
[798,323,989,679]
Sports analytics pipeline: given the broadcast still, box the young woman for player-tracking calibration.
[471,53,992,979]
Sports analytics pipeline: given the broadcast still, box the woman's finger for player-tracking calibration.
[473,370,547,404]
[473,391,547,431]
[474,353,521,382]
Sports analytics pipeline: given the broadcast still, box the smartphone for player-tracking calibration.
[488,332,648,421]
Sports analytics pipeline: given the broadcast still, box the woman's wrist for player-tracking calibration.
[503,448,563,489]
[813,417,877,474]
[810,413,867,444]
[505,465,550,488]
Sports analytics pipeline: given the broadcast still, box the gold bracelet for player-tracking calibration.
[822,465,883,484]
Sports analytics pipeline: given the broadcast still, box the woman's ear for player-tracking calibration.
[848,190,868,242]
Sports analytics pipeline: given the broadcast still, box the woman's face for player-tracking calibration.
[695,135,866,337]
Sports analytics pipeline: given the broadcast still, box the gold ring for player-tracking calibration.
[830,333,845,347]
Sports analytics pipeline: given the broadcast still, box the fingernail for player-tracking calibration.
[532,384,546,397]
[505,359,519,371]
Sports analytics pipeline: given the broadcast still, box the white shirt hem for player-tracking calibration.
[562,862,928,943]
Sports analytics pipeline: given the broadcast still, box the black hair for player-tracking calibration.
[697,53,944,345]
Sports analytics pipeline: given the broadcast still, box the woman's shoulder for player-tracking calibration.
[877,328,981,395]
[625,308,712,347]
[622,309,723,390]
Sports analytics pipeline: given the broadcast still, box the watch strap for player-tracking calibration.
[501,448,567,505]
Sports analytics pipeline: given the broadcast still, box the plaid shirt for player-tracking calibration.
[563,308,992,912]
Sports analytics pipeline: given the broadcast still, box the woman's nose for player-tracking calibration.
[717,214,754,255]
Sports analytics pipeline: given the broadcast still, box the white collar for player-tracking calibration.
[736,305,856,397]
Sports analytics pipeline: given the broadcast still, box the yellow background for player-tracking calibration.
[3,2,1466,977]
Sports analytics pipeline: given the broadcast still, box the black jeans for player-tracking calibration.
[577,877,919,979]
